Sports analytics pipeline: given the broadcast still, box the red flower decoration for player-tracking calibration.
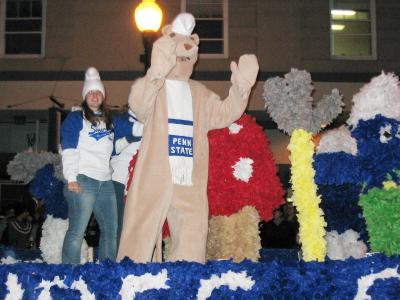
[208,114,284,221]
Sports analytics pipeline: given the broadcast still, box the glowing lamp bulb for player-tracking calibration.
[134,0,163,32]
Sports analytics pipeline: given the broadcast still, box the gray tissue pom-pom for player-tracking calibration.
[263,68,344,135]
[311,89,344,133]
[7,150,63,184]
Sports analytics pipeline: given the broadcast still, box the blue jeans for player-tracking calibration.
[62,174,117,264]
[113,181,125,250]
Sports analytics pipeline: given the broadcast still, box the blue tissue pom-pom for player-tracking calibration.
[30,164,68,219]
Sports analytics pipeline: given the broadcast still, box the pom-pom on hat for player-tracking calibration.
[82,67,105,100]
[171,13,195,36]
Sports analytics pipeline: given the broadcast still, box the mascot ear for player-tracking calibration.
[162,25,173,36]
[191,33,199,45]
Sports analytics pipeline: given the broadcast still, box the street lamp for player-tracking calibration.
[134,0,163,72]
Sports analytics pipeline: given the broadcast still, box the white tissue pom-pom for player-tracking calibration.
[1,256,19,265]
[228,123,243,134]
[232,157,254,182]
[5,273,24,300]
[316,125,358,155]
[119,269,170,300]
[1,256,42,264]
[341,229,368,259]
[326,231,344,260]
[40,215,88,264]
[197,271,255,300]
[355,267,400,300]
[326,229,367,260]
[348,72,400,127]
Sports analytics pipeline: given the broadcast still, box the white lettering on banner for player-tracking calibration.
[172,137,192,147]
[169,135,193,157]
[36,276,67,300]
[119,269,170,300]
[33,276,95,300]
[70,277,96,300]
[4,269,256,299]
[173,138,192,147]
[170,146,193,156]
[197,271,255,300]
[5,273,24,300]
[354,267,400,300]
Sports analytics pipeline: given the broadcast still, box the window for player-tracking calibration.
[182,0,228,58]
[330,0,376,60]
[0,0,46,57]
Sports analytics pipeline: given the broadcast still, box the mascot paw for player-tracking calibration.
[147,35,177,80]
[230,54,259,97]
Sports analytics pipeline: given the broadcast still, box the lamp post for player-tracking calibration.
[134,0,163,72]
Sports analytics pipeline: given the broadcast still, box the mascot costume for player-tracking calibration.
[117,13,259,263]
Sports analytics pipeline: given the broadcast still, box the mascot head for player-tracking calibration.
[163,13,199,80]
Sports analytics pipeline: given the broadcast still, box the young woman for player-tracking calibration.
[61,67,117,263]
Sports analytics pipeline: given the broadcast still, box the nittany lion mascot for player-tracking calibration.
[118,13,259,263]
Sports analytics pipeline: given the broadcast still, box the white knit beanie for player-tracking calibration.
[171,13,195,36]
[82,67,105,99]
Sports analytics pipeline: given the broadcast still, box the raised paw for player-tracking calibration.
[230,54,259,95]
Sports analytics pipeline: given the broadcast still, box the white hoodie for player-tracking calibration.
[61,110,113,182]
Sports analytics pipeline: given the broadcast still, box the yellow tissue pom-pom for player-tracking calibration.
[288,129,327,262]
[383,180,397,190]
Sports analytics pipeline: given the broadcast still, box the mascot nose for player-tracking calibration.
[184,43,193,51]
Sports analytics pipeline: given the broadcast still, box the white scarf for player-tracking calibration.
[166,79,194,186]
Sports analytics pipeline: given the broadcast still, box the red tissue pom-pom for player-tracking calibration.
[207,114,284,221]
[125,153,138,202]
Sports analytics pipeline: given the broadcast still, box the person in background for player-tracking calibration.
[282,202,300,249]
[111,106,143,249]
[0,208,10,244]
[0,208,15,245]
[85,215,100,248]
[0,215,6,244]
[28,200,45,249]
[7,207,32,249]
[260,207,286,248]
[60,67,117,264]
[259,203,299,249]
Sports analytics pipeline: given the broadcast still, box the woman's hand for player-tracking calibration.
[68,181,81,194]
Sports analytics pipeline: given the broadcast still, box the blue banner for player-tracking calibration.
[0,254,399,299]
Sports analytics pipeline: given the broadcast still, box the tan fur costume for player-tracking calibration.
[117,14,259,263]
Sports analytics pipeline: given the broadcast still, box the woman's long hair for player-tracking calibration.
[81,99,112,130]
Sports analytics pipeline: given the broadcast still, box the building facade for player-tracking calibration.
[0,0,399,170]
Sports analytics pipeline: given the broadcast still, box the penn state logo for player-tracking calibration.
[88,125,111,141]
